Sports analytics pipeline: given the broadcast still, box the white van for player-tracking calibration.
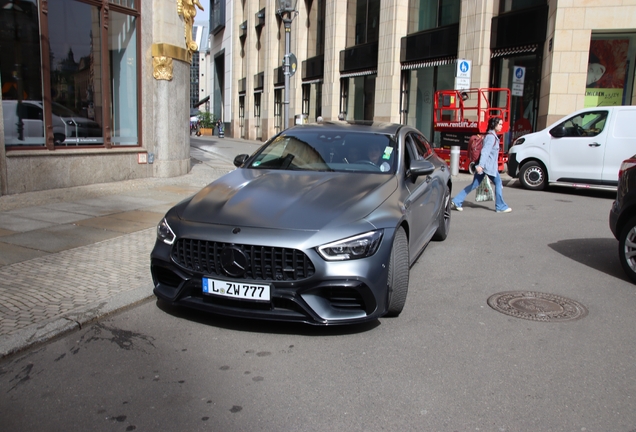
[2,100,102,146]
[508,106,636,191]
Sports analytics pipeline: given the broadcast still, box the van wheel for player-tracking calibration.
[53,133,65,145]
[519,161,547,190]
[619,217,636,284]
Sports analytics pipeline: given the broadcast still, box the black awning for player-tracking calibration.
[194,96,210,107]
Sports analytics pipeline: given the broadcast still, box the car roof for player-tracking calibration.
[285,121,404,137]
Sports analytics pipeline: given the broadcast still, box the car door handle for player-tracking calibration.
[589,142,601,147]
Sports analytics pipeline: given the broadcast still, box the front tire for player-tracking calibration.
[432,186,451,241]
[385,227,409,317]
[519,161,547,190]
[618,216,636,283]
[53,133,65,145]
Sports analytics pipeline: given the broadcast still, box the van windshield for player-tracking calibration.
[51,103,77,118]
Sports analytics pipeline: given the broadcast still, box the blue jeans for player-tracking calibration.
[452,172,510,211]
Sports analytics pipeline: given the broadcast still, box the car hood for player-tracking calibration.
[179,168,397,231]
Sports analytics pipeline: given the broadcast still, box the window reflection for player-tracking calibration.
[1,0,44,146]
[49,0,103,145]
[109,11,138,145]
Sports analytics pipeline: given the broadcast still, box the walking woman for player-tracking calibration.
[451,116,512,213]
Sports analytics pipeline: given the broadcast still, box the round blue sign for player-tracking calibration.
[460,61,470,73]
[515,67,524,79]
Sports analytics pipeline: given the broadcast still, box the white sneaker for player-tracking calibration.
[496,207,512,213]
[451,202,463,212]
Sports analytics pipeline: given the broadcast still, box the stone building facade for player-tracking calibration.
[209,0,635,149]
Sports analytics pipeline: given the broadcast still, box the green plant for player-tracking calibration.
[198,111,215,128]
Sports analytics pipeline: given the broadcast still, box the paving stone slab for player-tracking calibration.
[75,215,155,233]
[0,224,123,252]
[0,242,49,266]
[0,214,56,232]
[5,207,92,224]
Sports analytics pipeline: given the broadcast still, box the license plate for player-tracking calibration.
[202,278,271,302]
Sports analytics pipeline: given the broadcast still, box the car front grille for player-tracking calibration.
[171,239,316,281]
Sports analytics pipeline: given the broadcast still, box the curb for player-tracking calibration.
[0,286,155,359]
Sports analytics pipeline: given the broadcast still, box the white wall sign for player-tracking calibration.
[455,77,470,90]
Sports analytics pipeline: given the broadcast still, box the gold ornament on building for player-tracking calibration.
[153,56,174,81]
[177,0,204,56]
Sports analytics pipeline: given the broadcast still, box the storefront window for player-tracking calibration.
[1,0,44,147]
[491,53,541,150]
[585,34,636,108]
[109,10,138,145]
[3,0,140,150]
[404,63,455,145]
[345,74,376,121]
[49,0,104,145]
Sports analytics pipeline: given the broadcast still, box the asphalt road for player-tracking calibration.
[2,147,635,431]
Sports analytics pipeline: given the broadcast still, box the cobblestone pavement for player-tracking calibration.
[0,229,155,336]
[0,136,246,358]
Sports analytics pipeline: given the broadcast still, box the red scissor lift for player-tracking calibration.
[433,88,511,173]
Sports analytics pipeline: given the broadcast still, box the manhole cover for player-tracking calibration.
[487,291,588,322]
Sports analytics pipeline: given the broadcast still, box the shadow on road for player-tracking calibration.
[548,237,629,283]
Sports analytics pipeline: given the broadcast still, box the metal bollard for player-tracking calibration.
[450,145,460,176]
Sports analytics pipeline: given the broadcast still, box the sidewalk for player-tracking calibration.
[0,135,262,358]
[0,135,500,358]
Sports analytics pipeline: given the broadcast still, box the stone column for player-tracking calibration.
[146,0,196,178]
[375,0,409,123]
[457,0,495,89]
[321,0,347,121]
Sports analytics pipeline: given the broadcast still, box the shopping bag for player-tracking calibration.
[475,176,495,202]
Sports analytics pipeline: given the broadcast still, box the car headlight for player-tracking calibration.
[317,230,383,261]
[512,137,525,146]
[157,218,176,245]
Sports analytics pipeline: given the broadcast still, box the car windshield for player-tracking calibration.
[248,131,397,173]
[51,102,77,118]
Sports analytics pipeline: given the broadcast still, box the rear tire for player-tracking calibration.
[519,161,547,190]
[386,227,409,317]
[432,186,451,241]
[618,216,636,284]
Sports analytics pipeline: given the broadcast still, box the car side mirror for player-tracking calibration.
[233,154,249,167]
[550,126,567,138]
[408,159,435,178]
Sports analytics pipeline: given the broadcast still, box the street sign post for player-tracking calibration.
[512,66,526,96]
[455,59,472,90]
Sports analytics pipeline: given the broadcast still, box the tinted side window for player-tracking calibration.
[19,103,43,121]
[413,134,433,158]
[554,111,608,137]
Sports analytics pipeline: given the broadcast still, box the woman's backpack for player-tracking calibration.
[468,134,484,163]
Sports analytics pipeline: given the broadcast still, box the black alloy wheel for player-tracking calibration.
[432,186,451,241]
[385,227,409,317]
[618,216,636,284]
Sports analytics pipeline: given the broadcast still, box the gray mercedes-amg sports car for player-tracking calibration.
[151,121,452,325]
